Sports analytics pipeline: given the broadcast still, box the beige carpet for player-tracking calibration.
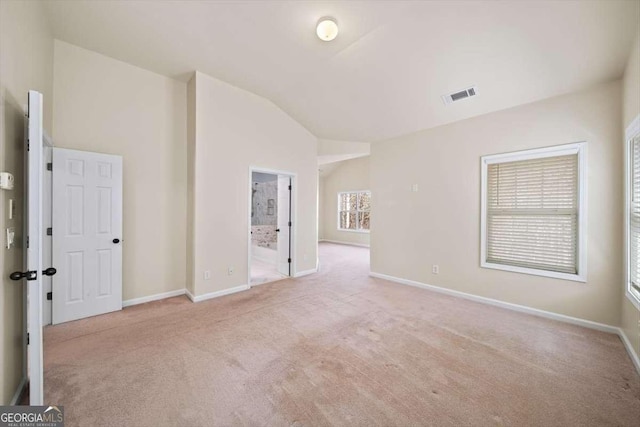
[44,243,640,426]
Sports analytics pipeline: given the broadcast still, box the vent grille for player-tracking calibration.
[442,86,478,105]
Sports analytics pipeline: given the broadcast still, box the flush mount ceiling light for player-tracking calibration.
[316,17,338,41]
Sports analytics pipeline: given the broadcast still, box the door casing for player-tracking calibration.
[248,167,297,286]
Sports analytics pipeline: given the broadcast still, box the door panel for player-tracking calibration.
[26,90,44,405]
[97,249,112,296]
[52,148,123,324]
[277,176,291,276]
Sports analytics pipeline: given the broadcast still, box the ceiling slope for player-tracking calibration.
[44,0,640,142]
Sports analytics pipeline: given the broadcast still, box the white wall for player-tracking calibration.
[320,156,371,246]
[371,81,623,326]
[187,71,317,296]
[0,0,53,404]
[52,40,187,301]
[622,30,640,361]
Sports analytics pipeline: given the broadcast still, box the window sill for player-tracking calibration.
[337,228,370,234]
[626,289,640,310]
[481,261,586,283]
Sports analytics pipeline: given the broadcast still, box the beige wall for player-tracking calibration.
[320,157,371,246]
[318,139,370,164]
[0,0,53,404]
[622,30,640,362]
[371,81,623,326]
[187,71,317,296]
[52,40,187,301]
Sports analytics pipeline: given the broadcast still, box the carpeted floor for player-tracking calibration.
[44,243,640,426]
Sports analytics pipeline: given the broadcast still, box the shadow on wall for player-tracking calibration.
[1,88,27,400]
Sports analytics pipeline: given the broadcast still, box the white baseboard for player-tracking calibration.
[186,284,250,303]
[618,327,640,375]
[122,289,186,308]
[294,267,317,278]
[10,376,26,405]
[319,239,370,248]
[369,272,619,334]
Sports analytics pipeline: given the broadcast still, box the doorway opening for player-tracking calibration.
[249,169,294,286]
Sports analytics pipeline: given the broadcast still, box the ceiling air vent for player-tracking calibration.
[442,86,478,105]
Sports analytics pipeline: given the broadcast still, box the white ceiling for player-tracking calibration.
[43,0,639,142]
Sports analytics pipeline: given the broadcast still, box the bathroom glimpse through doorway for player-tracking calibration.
[248,168,294,286]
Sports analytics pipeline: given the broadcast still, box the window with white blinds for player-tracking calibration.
[628,135,640,304]
[481,143,586,282]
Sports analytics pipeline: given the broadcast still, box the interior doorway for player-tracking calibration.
[249,168,294,286]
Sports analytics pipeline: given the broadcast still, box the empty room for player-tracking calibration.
[1,0,640,426]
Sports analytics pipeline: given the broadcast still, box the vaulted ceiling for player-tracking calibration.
[44,0,639,142]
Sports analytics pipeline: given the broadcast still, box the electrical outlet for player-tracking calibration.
[432,264,439,274]
[228,266,234,275]
[204,270,211,280]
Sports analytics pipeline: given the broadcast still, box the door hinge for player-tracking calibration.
[47,227,52,236]
[288,221,292,227]
[288,258,291,263]
[288,185,292,190]
[27,333,30,345]
[47,162,52,171]
[26,236,29,249]
[47,292,52,301]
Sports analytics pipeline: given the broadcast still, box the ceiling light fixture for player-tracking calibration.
[316,17,338,42]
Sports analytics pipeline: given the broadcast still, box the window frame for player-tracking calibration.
[337,190,371,233]
[625,115,640,309]
[480,142,587,282]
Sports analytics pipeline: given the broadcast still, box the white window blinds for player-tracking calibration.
[486,153,579,274]
[629,136,640,293]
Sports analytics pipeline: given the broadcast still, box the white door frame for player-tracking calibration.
[42,136,53,325]
[247,166,297,287]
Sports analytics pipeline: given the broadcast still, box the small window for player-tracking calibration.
[626,117,640,308]
[481,143,586,282]
[338,191,370,232]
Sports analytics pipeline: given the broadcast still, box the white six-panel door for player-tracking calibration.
[52,148,123,324]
